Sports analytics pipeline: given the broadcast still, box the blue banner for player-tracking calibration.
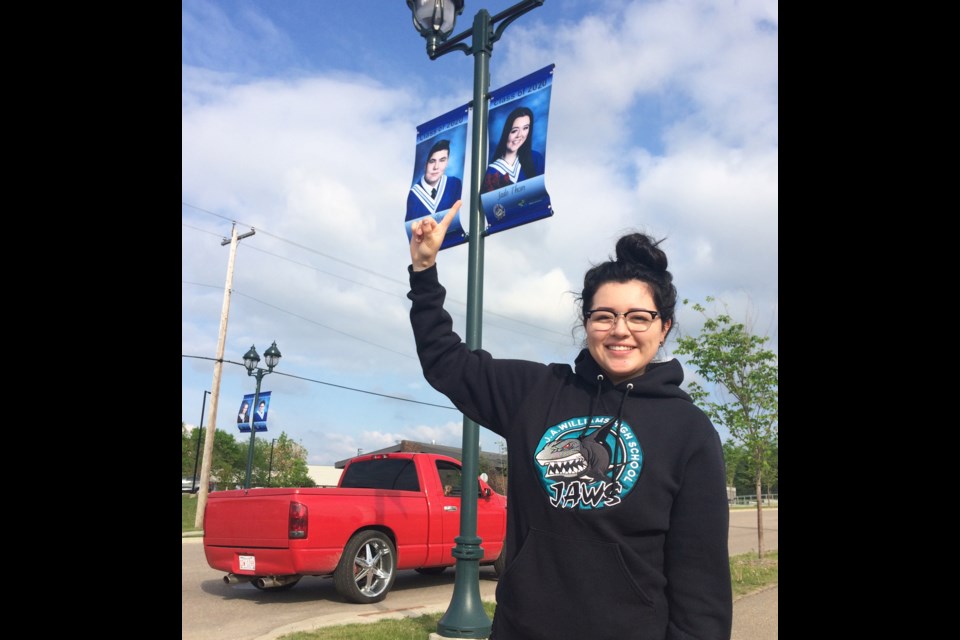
[405,105,470,251]
[480,64,555,235]
[237,391,271,433]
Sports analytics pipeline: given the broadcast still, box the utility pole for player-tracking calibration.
[194,223,256,529]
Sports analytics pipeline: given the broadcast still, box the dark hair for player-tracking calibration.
[578,232,678,337]
[425,139,450,168]
[492,107,539,179]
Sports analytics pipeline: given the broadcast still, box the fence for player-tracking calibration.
[731,494,778,506]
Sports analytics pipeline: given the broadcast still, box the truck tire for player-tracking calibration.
[493,547,505,577]
[334,530,397,604]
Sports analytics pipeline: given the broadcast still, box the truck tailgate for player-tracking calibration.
[204,490,299,548]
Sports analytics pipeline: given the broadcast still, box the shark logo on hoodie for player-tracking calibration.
[534,415,643,510]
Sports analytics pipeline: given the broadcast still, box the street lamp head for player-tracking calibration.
[243,345,260,374]
[263,341,282,371]
[407,0,463,49]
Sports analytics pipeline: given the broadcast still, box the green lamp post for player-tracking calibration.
[242,341,282,489]
[405,1,545,636]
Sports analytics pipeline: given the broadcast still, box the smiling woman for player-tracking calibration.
[407,211,734,640]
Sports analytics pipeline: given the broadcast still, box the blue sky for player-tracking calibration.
[182,0,778,466]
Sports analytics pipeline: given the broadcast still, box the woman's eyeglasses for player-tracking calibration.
[585,309,660,332]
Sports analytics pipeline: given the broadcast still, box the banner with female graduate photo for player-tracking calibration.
[404,105,469,251]
[237,391,271,433]
[479,64,555,236]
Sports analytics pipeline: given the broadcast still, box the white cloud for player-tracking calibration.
[183,0,777,465]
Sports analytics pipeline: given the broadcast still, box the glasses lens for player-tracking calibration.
[625,311,655,331]
[589,311,657,332]
[589,312,615,329]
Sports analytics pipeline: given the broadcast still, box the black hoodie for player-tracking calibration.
[409,265,732,640]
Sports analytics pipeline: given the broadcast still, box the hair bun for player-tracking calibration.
[615,233,668,273]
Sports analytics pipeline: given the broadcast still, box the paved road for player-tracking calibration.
[183,507,777,640]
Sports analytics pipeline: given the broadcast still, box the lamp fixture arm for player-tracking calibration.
[491,0,543,43]
[430,0,543,60]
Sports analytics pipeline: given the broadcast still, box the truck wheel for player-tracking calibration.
[493,548,505,577]
[334,530,397,604]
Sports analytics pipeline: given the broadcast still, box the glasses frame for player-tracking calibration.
[584,308,661,332]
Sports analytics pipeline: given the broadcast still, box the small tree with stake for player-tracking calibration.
[674,297,778,559]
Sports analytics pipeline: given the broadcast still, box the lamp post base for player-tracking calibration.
[435,534,491,638]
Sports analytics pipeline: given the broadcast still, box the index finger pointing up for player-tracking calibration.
[437,200,462,234]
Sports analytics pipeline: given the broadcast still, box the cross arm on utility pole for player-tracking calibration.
[222,228,255,246]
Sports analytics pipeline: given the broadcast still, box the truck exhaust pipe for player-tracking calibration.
[223,573,253,585]
[255,576,297,589]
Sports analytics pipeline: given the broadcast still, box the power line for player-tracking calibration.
[232,290,416,360]
[182,203,573,340]
[182,202,405,286]
[244,245,403,298]
[183,355,458,411]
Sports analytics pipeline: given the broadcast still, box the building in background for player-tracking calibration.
[332,439,507,473]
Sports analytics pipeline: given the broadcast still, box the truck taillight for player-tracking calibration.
[289,501,308,539]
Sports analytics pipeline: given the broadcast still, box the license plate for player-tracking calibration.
[239,555,256,571]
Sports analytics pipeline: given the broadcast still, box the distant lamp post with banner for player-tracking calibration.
[405,1,545,637]
[242,341,281,489]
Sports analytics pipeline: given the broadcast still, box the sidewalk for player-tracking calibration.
[186,531,776,640]
[732,585,778,640]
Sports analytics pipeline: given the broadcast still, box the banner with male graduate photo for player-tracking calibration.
[237,391,271,433]
[405,105,469,251]
[480,64,555,236]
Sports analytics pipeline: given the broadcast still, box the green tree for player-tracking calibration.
[236,432,316,488]
[721,439,746,489]
[182,423,193,478]
[209,430,245,488]
[674,297,778,558]
[181,426,245,489]
[264,433,316,487]
[763,441,778,501]
[183,425,317,490]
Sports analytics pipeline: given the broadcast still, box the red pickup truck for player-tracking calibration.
[203,452,507,604]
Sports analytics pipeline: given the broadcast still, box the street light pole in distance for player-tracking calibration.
[242,341,282,489]
[191,390,211,492]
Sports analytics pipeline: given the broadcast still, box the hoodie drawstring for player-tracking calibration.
[613,383,633,429]
[588,376,633,432]
[585,374,604,429]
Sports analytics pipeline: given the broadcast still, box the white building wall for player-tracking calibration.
[308,465,343,487]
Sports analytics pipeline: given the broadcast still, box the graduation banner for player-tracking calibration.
[237,390,271,433]
[405,105,469,251]
[480,64,555,235]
